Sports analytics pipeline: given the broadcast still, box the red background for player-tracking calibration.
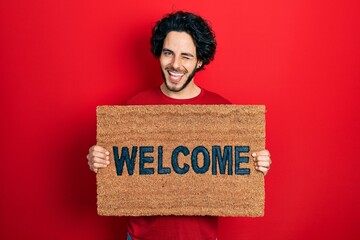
[1,0,360,239]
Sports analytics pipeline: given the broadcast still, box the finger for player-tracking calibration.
[93,162,109,169]
[88,160,98,173]
[89,165,97,173]
[89,165,99,173]
[91,156,110,165]
[92,151,110,161]
[255,155,271,163]
[89,161,109,172]
[90,145,110,155]
[252,149,270,157]
[255,160,271,168]
[255,166,269,175]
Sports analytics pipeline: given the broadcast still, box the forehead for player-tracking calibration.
[163,31,197,53]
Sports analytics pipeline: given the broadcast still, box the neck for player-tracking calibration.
[160,82,201,99]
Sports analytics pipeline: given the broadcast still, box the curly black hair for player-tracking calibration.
[150,11,217,71]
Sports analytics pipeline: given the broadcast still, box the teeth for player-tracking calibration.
[169,71,184,77]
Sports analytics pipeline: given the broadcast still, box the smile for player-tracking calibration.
[168,71,185,82]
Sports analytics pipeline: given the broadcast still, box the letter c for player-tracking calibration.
[171,146,190,174]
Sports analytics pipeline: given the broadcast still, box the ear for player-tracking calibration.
[197,60,203,69]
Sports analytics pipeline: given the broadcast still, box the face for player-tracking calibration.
[160,31,202,93]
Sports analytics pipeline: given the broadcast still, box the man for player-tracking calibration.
[87,11,271,240]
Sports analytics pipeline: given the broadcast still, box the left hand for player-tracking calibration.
[252,150,272,176]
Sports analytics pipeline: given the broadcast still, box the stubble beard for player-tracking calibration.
[161,67,197,93]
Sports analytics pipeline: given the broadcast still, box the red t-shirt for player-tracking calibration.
[126,86,231,240]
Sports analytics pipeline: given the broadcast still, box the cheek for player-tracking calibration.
[160,58,171,68]
[184,62,197,73]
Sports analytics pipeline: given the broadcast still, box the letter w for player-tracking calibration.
[113,146,137,176]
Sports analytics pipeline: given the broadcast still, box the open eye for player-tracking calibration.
[162,50,173,56]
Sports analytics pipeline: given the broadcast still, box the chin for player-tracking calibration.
[165,83,183,92]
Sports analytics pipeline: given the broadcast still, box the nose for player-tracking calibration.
[171,55,182,70]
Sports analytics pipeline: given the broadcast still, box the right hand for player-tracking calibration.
[87,145,110,173]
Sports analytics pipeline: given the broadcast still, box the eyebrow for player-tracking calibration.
[162,48,195,58]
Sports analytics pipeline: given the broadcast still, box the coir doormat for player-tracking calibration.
[96,105,265,216]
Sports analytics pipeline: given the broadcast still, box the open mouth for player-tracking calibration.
[168,70,185,83]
